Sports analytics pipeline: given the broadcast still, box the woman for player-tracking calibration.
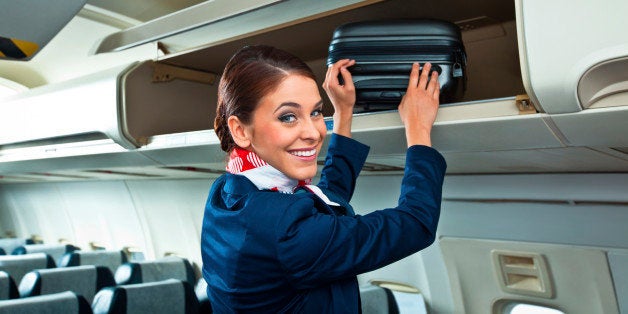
[201,45,446,313]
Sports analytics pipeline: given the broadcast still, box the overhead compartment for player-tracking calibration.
[0,64,137,149]
[151,0,561,157]
[516,0,628,147]
[14,0,628,180]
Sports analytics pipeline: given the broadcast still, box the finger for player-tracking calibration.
[323,65,333,90]
[426,71,439,95]
[418,62,431,90]
[326,62,342,87]
[408,62,419,90]
[339,61,355,90]
[433,81,441,101]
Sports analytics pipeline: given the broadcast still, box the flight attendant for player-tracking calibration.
[201,45,446,313]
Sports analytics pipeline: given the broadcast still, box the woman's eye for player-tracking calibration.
[311,109,323,117]
[279,114,297,123]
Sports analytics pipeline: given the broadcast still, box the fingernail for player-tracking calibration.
[426,62,431,67]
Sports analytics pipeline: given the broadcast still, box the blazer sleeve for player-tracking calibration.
[276,145,446,289]
[317,133,370,202]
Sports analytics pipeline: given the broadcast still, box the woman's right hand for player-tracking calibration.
[398,62,441,147]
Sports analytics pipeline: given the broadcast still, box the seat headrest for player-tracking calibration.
[114,256,195,286]
[60,250,127,274]
[0,271,18,300]
[0,291,92,314]
[12,244,79,265]
[92,279,198,314]
[0,248,5,255]
[18,266,115,304]
[0,238,32,256]
[195,277,212,314]
[0,253,55,284]
[359,284,400,314]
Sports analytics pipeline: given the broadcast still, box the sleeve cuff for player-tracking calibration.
[407,145,447,170]
[328,133,370,162]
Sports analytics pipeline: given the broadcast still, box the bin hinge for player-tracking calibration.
[152,61,217,85]
[516,94,537,114]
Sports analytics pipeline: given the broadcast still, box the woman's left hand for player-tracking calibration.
[322,59,356,137]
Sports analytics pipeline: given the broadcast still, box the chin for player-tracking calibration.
[290,167,318,181]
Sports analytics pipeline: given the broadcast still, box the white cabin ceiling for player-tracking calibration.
[86,0,206,24]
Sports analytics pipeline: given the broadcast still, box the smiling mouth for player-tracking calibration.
[289,149,317,157]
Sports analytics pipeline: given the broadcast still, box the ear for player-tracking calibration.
[227,116,252,149]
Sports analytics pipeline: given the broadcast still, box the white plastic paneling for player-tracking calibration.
[551,106,628,147]
[518,0,628,113]
[608,250,628,313]
[0,184,73,244]
[443,173,628,202]
[0,64,137,148]
[125,179,210,263]
[55,182,146,254]
[441,238,618,314]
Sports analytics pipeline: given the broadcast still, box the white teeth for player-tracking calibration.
[290,149,316,157]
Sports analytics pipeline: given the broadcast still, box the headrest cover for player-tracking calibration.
[0,291,91,314]
[0,253,53,284]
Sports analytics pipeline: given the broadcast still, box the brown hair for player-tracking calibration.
[214,45,316,152]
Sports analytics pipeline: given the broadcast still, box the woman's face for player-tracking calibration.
[244,74,327,180]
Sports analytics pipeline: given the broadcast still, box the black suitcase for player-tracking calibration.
[327,19,467,112]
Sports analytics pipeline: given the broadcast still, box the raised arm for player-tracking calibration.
[318,59,368,201]
[277,62,446,288]
[322,59,356,138]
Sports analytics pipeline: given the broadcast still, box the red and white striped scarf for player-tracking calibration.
[226,147,339,205]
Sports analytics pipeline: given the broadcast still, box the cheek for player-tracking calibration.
[317,121,327,141]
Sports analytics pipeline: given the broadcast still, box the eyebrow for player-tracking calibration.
[274,100,324,113]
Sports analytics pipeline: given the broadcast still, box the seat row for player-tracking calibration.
[0,251,210,313]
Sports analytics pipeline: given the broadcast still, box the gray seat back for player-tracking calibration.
[0,271,18,300]
[114,256,195,286]
[360,284,400,314]
[13,244,78,265]
[0,291,92,314]
[60,250,127,274]
[195,277,212,313]
[0,238,33,256]
[0,253,55,283]
[18,265,115,304]
[92,279,198,314]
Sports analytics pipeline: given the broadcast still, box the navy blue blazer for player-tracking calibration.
[201,134,446,313]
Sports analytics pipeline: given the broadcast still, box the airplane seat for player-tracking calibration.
[195,277,213,313]
[359,284,400,314]
[0,291,92,314]
[12,244,79,266]
[0,253,56,284]
[0,271,18,300]
[18,265,115,304]
[60,250,128,275]
[0,238,34,256]
[92,279,199,314]
[114,256,196,286]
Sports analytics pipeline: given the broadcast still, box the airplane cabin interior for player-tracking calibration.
[0,0,627,313]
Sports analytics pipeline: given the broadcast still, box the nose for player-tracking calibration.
[300,117,321,142]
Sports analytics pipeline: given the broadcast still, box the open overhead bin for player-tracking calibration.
[516,0,628,148]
